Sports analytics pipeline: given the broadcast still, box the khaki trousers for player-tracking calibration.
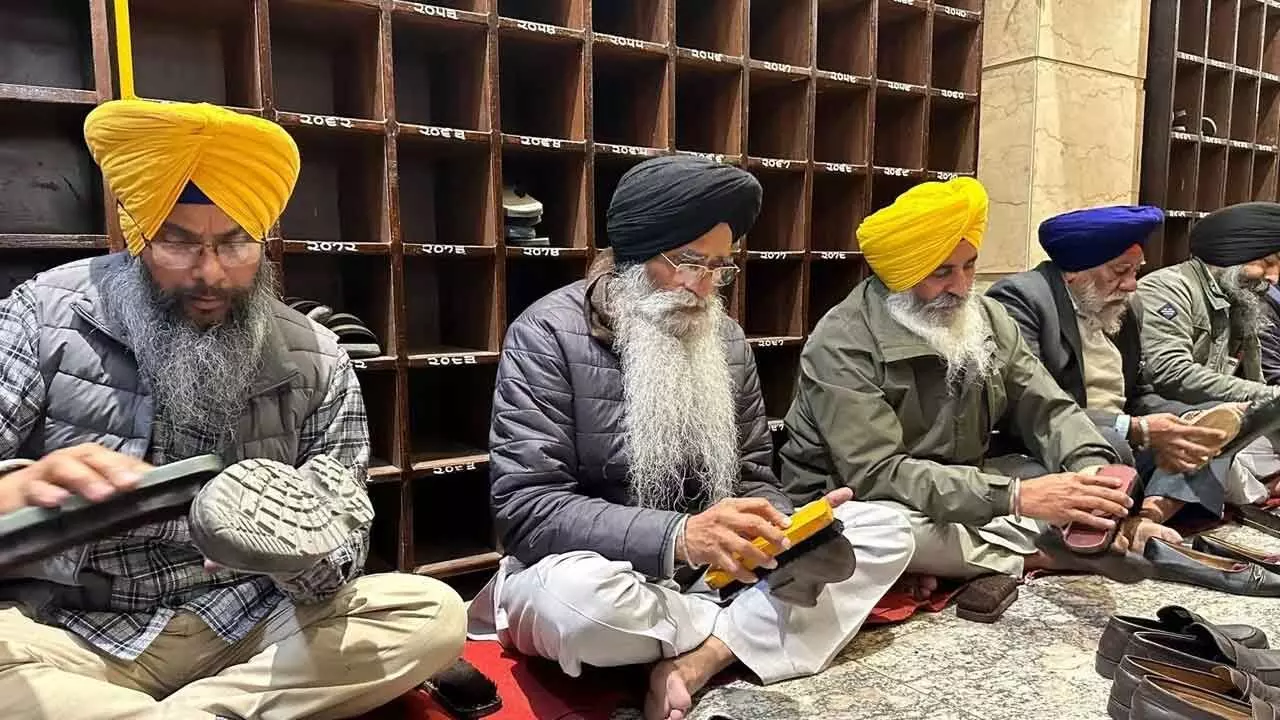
[0,573,466,720]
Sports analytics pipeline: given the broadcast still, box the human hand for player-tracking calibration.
[1018,471,1133,529]
[1144,413,1228,472]
[1112,515,1183,554]
[0,444,151,514]
[679,497,792,584]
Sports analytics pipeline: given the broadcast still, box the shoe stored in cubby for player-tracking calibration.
[593,0,667,43]
[0,0,93,91]
[1231,75,1259,142]
[505,254,588,325]
[501,147,587,249]
[1207,0,1238,65]
[127,0,257,108]
[366,482,401,572]
[1254,152,1278,198]
[279,129,387,245]
[1241,1,1264,70]
[593,155,650,248]
[411,468,499,576]
[1198,145,1227,210]
[392,10,489,132]
[810,172,866,253]
[1226,148,1253,204]
[871,174,919,213]
[808,258,867,330]
[281,252,395,360]
[499,0,584,30]
[748,73,810,160]
[407,364,497,465]
[932,11,980,93]
[352,368,400,476]
[498,32,585,141]
[749,168,807,253]
[268,0,383,121]
[753,345,801,423]
[1168,140,1199,209]
[814,82,869,165]
[743,259,804,339]
[592,44,669,149]
[0,102,102,236]
[750,0,812,68]
[876,0,928,87]
[397,138,493,248]
[929,97,977,172]
[676,0,745,57]
[817,0,872,77]
[0,246,106,298]
[1179,0,1210,56]
[675,60,743,156]
[874,90,926,169]
[403,254,499,359]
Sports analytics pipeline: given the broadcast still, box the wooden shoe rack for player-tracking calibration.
[0,0,983,593]
[1142,0,1280,268]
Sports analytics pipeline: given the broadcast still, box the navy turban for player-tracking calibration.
[606,156,762,265]
[1039,205,1164,272]
[1189,202,1280,266]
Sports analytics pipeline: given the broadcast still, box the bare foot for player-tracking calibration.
[891,573,938,600]
[643,637,736,720]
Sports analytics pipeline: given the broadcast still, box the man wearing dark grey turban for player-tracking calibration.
[469,156,913,720]
[1138,202,1280,505]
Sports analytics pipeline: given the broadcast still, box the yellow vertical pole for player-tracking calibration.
[112,0,135,99]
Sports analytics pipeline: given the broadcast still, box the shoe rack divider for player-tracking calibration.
[1142,0,1280,269]
[0,0,983,594]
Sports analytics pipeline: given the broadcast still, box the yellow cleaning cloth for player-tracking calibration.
[856,177,989,292]
[83,100,301,255]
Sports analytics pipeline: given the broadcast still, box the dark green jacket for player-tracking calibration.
[780,277,1118,525]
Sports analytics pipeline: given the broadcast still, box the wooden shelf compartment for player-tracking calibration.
[1254,151,1279,199]
[592,0,668,44]
[810,172,866,253]
[127,0,257,107]
[874,89,926,169]
[0,101,103,236]
[1197,144,1228,210]
[1226,147,1254,204]
[0,0,94,92]
[1241,0,1265,70]
[1260,82,1280,146]
[675,0,745,57]
[818,0,872,77]
[1178,0,1210,56]
[1163,216,1194,266]
[280,129,388,245]
[404,254,499,357]
[0,246,106,299]
[748,73,810,160]
[500,146,588,249]
[932,11,979,93]
[876,0,929,87]
[498,32,586,141]
[269,0,384,122]
[592,44,670,149]
[499,0,585,30]
[410,467,498,574]
[753,344,801,422]
[871,173,920,213]
[593,155,650,250]
[398,137,494,248]
[928,96,977,172]
[1207,0,1240,65]
[282,252,397,359]
[1174,62,1206,131]
[1168,140,1200,209]
[505,254,589,325]
[367,481,403,571]
[808,258,867,330]
[814,82,869,164]
[1204,66,1232,137]
[392,9,490,132]
[749,0,812,67]
[674,60,743,155]
[749,167,807,253]
[1231,74,1260,142]
[407,364,497,465]
[743,258,804,339]
[354,368,402,480]
[1265,3,1280,77]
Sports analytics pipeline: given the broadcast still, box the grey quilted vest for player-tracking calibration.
[4,253,344,590]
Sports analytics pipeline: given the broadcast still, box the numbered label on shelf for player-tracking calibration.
[762,61,802,75]
[305,241,359,253]
[1171,131,1197,142]
[518,135,563,149]
[937,89,968,100]
[687,49,725,64]
[598,143,659,157]
[758,158,798,170]
[768,419,785,432]
[936,5,970,17]
[433,461,479,475]
[419,126,469,141]
[754,338,785,347]
[298,114,355,129]
[412,244,468,255]
[351,359,369,370]
[685,152,727,164]
[934,171,958,181]
[601,34,647,50]
[1205,58,1232,70]
[882,81,921,93]
[428,354,479,366]
[821,162,855,173]
[818,251,850,260]
[881,166,913,177]
[823,71,859,85]
[412,3,460,20]
[1166,210,1196,219]
[755,251,790,260]
[522,247,561,257]
[516,20,557,35]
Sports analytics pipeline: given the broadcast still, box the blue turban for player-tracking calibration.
[1039,205,1164,272]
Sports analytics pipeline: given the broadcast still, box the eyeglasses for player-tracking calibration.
[148,239,263,270]
[661,253,739,287]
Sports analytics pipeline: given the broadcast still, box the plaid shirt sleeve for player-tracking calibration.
[0,283,45,461]
[271,351,372,603]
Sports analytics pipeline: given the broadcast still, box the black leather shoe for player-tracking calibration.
[1193,535,1280,573]
[1111,657,1280,719]
[1097,605,1268,678]
[1034,526,1154,585]
[1124,625,1280,687]
[1130,677,1280,719]
[1146,539,1280,597]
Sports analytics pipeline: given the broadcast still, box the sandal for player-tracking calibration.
[325,312,383,359]
[1063,464,1141,555]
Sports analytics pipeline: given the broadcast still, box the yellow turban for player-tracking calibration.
[83,100,300,255]
[856,177,989,292]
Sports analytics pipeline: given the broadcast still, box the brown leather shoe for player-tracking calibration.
[1146,539,1280,598]
[1124,625,1280,687]
[1131,677,1280,719]
[1111,657,1280,719]
[1097,606,1268,678]
[1193,535,1280,573]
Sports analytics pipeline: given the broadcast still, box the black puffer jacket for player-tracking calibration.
[489,278,789,579]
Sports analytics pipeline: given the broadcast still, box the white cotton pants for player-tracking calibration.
[466,502,913,684]
[1226,434,1280,505]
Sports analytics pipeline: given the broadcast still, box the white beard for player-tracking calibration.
[609,265,740,511]
[1214,264,1271,337]
[1070,278,1131,337]
[884,289,995,388]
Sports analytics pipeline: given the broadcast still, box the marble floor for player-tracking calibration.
[614,523,1280,720]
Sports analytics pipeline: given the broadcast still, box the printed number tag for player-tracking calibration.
[413,4,460,19]
[434,462,478,475]
[428,354,478,366]
[299,114,354,129]
[305,242,358,253]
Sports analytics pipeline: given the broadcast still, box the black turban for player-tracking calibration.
[606,156,762,265]
[1189,202,1280,266]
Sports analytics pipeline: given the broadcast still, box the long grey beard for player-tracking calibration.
[1213,265,1270,337]
[609,265,739,512]
[885,289,995,388]
[105,257,274,458]
[1070,279,1130,337]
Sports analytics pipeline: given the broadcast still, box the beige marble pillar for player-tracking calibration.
[976,0,1151,279]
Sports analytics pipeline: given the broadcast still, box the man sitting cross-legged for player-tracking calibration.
[469,156,914,720]
[780,178,1141,595]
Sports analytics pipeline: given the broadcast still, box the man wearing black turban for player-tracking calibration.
[1138,202,1280,507]
[470,156,913,720]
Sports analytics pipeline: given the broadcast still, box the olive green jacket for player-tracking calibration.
[1136,259,1278,404]
[779,277,1118,525]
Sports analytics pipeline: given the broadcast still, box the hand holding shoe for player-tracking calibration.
[1142,413,1228,472]
[1114,516,1183,554]
[1019,471,1133,528]
[0,444,151,514]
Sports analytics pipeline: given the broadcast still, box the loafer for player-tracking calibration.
[1034,526,1154,587]
[1110,657,1280,719]
[1146,538,1280,598]
[1097,605,1268,678]
[1124,625,1280,687]
[1192,536,1280,573]
[1131,676,1280,719]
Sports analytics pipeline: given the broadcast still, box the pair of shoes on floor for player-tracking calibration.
[284,297,383,359]
[503,186,550,248]
[1144,536,1280,598]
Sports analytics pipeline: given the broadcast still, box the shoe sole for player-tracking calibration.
[189,456,374,575]
[1189,406,1243,443]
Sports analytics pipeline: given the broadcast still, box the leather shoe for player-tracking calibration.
[1124,625,1280,686]
[1193,535,1280,573]
[1097,605,1268,678]
[1131,676,1280,719]
[1146,539,1280,597]
[1034,526,1153,584]
[1110,657,1280,719]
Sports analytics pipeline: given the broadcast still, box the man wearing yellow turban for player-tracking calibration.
[0,98,464,718]
[778,178,1151,605]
